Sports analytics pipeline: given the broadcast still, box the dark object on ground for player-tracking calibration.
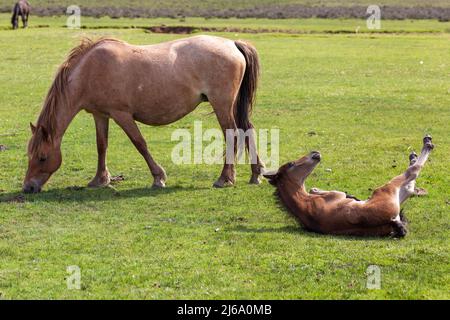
[110,175,125,183]
[0,145,7,151]
[66,186,85,191]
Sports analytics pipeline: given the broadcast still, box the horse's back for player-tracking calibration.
[71,36,247,124]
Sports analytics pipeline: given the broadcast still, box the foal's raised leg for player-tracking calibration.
[112,112,166,188]
[88,115,111,188]
[398,135,434,204]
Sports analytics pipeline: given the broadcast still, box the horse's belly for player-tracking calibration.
[133,100,201,125]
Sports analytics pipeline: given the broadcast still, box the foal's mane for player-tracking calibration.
[31,37,123,155]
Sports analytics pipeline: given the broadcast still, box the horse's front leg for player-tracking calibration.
[112,111,166,188]
[12,16,19,29]
[88,115,111,188]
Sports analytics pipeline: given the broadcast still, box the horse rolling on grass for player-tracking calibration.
[264,136,434,237]
[23,36,264,193]
[11,0,30,29]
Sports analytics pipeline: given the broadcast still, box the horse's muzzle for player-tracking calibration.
[23,181,42,194]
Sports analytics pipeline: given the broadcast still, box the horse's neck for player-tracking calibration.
[277,178,309,209]
[37,99,79,143]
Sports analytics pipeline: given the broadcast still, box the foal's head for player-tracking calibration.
[263,151,321,186]
[23,123,62,193]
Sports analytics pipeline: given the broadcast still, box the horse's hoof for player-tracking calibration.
[249,175,262,185]
[213,178,234,188]
[88,174,111,188]
[152,180,166,188]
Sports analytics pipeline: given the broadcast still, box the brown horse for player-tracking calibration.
[23,36,264,193]
[264,136,434,237]
[11,0,30,29]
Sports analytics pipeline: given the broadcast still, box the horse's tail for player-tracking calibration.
[233,40,260,131]
[35,38,121,142]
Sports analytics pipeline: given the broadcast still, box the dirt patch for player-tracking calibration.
[147,25,293,34]
[146,25,440,35]
[148,26,197,34]
[0,145,7,152]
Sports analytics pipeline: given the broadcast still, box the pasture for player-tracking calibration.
[0,14,449,299]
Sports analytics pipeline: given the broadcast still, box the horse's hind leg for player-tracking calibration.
[247,125,264,185]
[210,98,237,188]
[88,115,111,188]
[112,111,166,188]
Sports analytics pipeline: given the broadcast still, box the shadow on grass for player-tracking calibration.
[231,225,301,234]
[231,225,397,241]
[0,185,210,204]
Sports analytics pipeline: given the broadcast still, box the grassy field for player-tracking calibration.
[0,15,449,299]
[2,14,450,33]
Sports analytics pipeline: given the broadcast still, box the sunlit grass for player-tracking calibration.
[0,19,449,299]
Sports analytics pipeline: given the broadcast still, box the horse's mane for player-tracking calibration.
[31,37,123,155]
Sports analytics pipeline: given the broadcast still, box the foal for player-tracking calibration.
[264,136,434,237]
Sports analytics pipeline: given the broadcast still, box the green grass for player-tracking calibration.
[0,17,449,299]
[1,0,450,9]
[2,14,450,33]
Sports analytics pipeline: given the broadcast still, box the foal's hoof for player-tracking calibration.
[249,174,262,185]
[88,174,111,188]
[409,151,418,162]
[423,135,434,149]
[213,177,234,188]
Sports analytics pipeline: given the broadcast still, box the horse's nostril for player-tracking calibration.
[23,184,38,194]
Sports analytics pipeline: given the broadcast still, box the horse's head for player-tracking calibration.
[263,151,321,186]
[23,123,62,193]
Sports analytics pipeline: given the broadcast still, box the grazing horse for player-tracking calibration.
[23,36,264,193]
[11,0,30,29]
[264,136,434,237]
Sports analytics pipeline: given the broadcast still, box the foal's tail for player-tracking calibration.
[234,40,260,131]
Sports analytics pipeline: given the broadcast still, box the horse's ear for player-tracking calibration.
[263,170,279,185]
[30,122,36,134]
[38,125,50,142]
